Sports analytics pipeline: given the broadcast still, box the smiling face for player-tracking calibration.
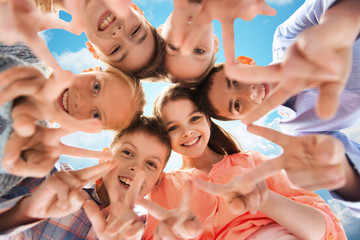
[161,13,218,82]
[58,71,134,129]
[104,131,169,200]
[83,0,155,72]
[161,99,211,158]
[207,67,273,120]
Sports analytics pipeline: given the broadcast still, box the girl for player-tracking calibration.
[34,0,167,80]
[143,84,346,239]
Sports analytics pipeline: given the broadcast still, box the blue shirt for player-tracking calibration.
[272,0,360,216]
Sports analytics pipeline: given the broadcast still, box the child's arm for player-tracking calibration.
[84,168,146,240]
[138,180,201,239]
[229,0,360,123]
[3,124,111,178]
[193,175,326,240]
[0,161,115,233]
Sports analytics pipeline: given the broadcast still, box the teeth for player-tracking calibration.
[99,12,115,31]
[183,137,200,147]
[62,90,69,112]
[261,84,266,100]
[118,176,132,187]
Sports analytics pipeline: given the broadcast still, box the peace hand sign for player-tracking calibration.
[138,181,201,240]
[245,124,346,191]
[84,168,146,240]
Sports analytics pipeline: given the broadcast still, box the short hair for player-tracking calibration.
[165,49,217,88]
[110,116,172,167]
[153,84,241,155]
[195,63,233,121]
[104,66,146,131]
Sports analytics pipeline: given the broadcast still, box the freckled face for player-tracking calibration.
[161,99,210,158]
[83,0,155,72]
[58,71,133,129]
[208,68,272,120]
[103,131,168,200]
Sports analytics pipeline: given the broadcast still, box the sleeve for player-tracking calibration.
[249,151,346,240]
[272,0,338,64]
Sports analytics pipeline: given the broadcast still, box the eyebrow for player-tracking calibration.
[115,32,147,63]
[165,109,202,127]
[226,77,231,89]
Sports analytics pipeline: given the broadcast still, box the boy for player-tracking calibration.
[0,116,172,239]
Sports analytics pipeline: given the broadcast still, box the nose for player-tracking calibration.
[246,84,257,100]
[112,25,123,38]
[183,127,194,138]
[74,91,90,110]
[128,162,140,172]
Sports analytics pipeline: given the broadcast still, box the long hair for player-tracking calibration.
[153,84,240,155]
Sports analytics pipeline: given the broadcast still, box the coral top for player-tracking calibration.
[143,151,345,240]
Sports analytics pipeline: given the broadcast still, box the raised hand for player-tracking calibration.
[179,0,276,63]
[2,125,112,177]
[20,161,116,219]
[245,124,346,191]
[228,0,360,123]
[138,181,201,240]
[84,168,145,240]
[193,174,268,216]
[0,66,102,137]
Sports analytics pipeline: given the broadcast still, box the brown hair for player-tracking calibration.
[104,66,146,131]
[99,20,167,81]
[153,84,240,155]
[111,115,172,166]
[195,63,233,121]
[165,54,217,88]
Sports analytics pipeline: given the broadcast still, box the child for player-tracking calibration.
[0,116,174,239]
[33,0,167,80]
[144,84,346,239]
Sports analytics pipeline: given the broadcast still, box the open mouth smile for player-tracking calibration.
[98,10,116,31]
[181,136,201,147]
[58,89,69,113]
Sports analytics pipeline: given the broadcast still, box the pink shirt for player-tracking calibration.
[143,151,345,240]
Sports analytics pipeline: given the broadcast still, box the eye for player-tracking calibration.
[93,81,100,94]
[111,46,121,55]
[190,116,201,122]
[122,149,133,157]
[232,80,239,87]
[234,100,240,112]
[168,44,179,51]
[167,125,178,132]
[132,25,141,36]
[93,110,101,120]
[146,161,157,170]
[194,48,205,54]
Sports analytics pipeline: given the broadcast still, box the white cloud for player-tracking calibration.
[266,0,294,5]
[327,199,360,236]
[38,30,53,44]
[54,48,105,74]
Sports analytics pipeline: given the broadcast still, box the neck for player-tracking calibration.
[181,146,224,174]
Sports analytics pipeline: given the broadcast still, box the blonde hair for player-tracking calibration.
[104,66,146,131]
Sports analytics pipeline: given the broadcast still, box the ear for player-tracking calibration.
[85,41,99,59]
[131,3,144,15]
[214,34,219,54]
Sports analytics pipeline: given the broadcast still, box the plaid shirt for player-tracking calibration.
[0,164,117,240]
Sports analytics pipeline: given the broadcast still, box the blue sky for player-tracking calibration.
[39,0,360,238]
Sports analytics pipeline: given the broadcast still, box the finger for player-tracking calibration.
[106,166,122,203]
[316,82,343,120]
[156,221,180,240]
[228,196,247,215]
[60,144,112,159]
[12,114,37,138]
[182,216,201,239]
[192,177,226,196]
[178,180,193,212]
[83,200,107,235]
[2,132,28,170]
[124,171,145,208]
[50,174,71,211]
[137,198,170,221]
[221,21,235,65]
[242,86,294,124]
[246,124,293,147]
[224,64,282,83]
[124,221,145,239]
[0,66,43,91]
[247,187,260,214]
[107,210,140,235]
[73,161,117,187]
